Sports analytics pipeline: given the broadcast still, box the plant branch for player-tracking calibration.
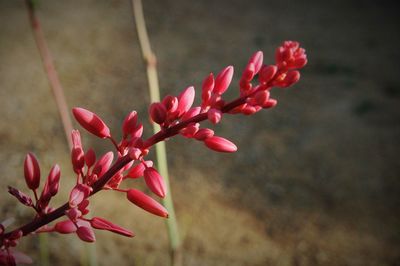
[0,83,249,246]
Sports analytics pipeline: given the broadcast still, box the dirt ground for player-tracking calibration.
[1,0,399,265]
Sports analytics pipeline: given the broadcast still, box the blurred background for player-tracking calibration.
[1,0,399,265]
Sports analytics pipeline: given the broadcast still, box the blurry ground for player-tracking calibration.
[1,0,400,265]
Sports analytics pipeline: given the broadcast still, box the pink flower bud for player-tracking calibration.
[66,207,82,221]
[181,107,201,121]
[54,220,77,234]
[69,184,92,208]
[90,217,134,237]
[281,70,301,88]
[78,199,90,215]
[177,86,195,116]
[24,152,40,190]
[149,102,167,124]
[127,161,153,179]
[122,111,138,137]
[85,148,96,169]
[204,136,237,153]
[207,108,222,124]
[8,186,33,207]
[76,226,96,243]
[180,123,199,138]
[263,98,278,109]
[144,167,167,198]
[291,57,307,69]
[72,107,111,139]
[132,123,144,138]
[202,73,214,104]
[253,90,270,106]
[162,95,179,113]
[128,147,142,160]
[214,66,234,95]
[194,128,214,141]
[47,164,61,197]
[241,105,259,115]
[248,51,263,74]
[259,65,278,84]
[92,152,114,178]
[71,147,84,174]
[71,129,83,149]
[241,62,255,81]
[126,189,168,218]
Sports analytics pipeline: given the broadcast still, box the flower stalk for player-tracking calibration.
[0,40,307,265]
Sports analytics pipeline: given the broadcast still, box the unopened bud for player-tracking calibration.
[72,107,111,138]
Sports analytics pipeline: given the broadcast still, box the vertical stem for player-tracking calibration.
[39,233,49,266]
[131,1,182,265]
[25,1,96,265]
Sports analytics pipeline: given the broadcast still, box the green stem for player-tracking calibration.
[131,0,182,265]
[39,234,49,266]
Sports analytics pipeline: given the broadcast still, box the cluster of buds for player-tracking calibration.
[0,41,307,265]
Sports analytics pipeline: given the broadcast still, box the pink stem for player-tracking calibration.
[26,0,74,150]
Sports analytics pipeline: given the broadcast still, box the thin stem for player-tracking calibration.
[109,137,121,154]
[26,0,73,150]
[131,1,182,265]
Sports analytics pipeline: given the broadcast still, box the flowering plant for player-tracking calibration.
[0,41,307,265]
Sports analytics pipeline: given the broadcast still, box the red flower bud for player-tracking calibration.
[144,167,167,198]
[126,189,168,218]
[207,108,222,124]
[241,62,255,81]
[214,66,234,95]
[122,111,138,137]
[248,51,263,74]
[242,105,259,115]
[253,90,270,106]
[259,65,278,84]
[263,98,278,109]
[291,57,307,69]
[8,186,33,207]
[127,160,153,179]
[85,148,96,169]
[47,164,61,197]
[71,147,84,174]
[132,123,144,138]
[54,220,77,234]
[204,136,237,153]
[149,102,167,124]
[78,199,90,215]
[180,123,199,138]
[24,152,40,190]
[76,226,96,243]
[162,95,179,113]
[69,184,92,208]
[128,147,142,160]
[66,208,82,221]
[194,128,214,141]
[202,73,214,104]
[177,86,195,116]
[90,217,134,237]
[92,152,114,178]
[181,107,201,121]
[72,107,111,138]
[281,70,301,88]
